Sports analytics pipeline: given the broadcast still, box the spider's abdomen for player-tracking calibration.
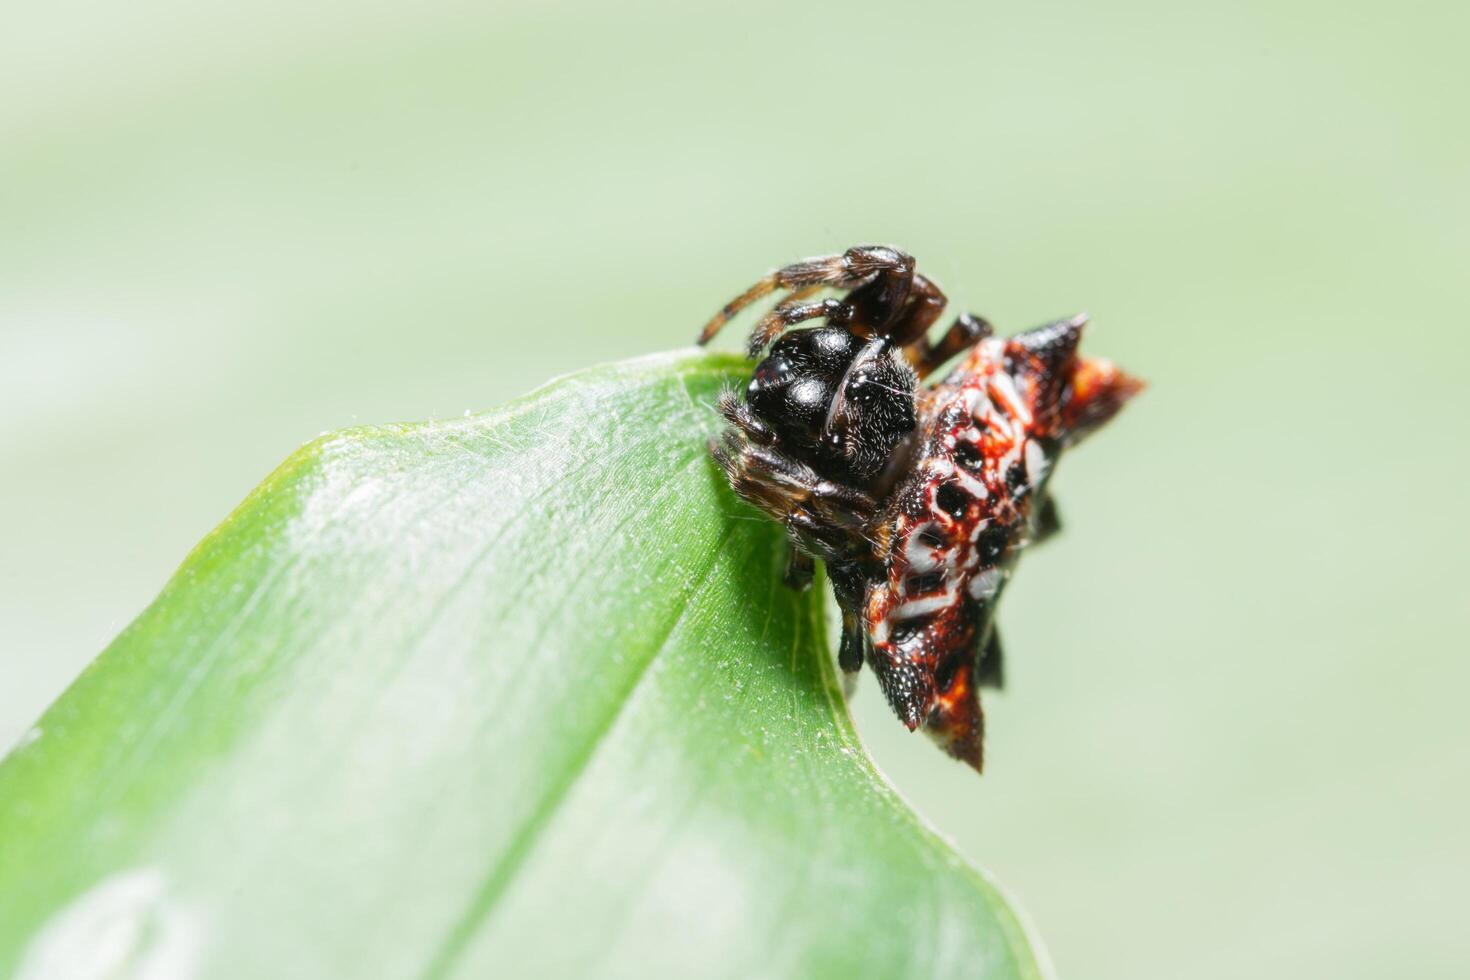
[863,337,1048,765]
[862,320,1140,769]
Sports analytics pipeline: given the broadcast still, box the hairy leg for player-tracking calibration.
[783,543,815,591]
[827,560,869,673]
[710,430,876,557]
[745,297,853,356]
[698,245,917,353]
[905,312,994,378]
[868,272,949,347]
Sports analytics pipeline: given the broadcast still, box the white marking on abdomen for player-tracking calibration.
[951,465,989,500]
[870,617,890,645]
[997,442,1023,481]
[892,593,958,621]
[925,458,956,479]
[988,371,1033,426]
[962,386,991,418]
[904,526,942,573]
[1025,439,1049,484]
[968,567,1004,601]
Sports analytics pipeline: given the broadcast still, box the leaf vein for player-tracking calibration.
[418,518,740,980]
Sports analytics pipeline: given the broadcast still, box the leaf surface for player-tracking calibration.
[0,350,1045,980]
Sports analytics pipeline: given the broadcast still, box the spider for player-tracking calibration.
[698,245,1142,772]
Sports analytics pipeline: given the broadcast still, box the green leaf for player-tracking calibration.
[0,350,1047,980]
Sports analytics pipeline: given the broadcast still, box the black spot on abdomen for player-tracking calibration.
[953,441,984,472]
[975,524,1010,564]
[904,570,946,595]
[936,482,969,518]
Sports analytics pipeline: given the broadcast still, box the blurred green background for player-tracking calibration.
[2,1,1466,977]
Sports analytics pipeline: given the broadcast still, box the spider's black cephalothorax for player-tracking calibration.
[697,245,1141,774]
[745,327,918,484]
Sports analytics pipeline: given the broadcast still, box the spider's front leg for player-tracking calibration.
[713,391,875,531]
[698,245,919,355]
[710,427,876,561]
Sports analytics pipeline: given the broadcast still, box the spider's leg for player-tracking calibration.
[905,311,995,378]
[826,560,869,674]
[782,543,815,591]
[745,296,852,357]
[975,626,1004,690]
[870,271,949,347]
[838,609,867,673]
[712,424,882,680]
[783,511,878,675]
[716,387,775,445]
[711,432,875,559]
[1030,495,1062,547]
[725,438,876,524]
[697,245,916,350]
[752,265,942,358]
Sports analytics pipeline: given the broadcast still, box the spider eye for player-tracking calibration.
[748,356,792,393]
[746,355,836,449]
[768,327,860,374]
[845,370,886,407]
[743,329,917,483]
[809,327,859,366]
[786,377,828,414]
